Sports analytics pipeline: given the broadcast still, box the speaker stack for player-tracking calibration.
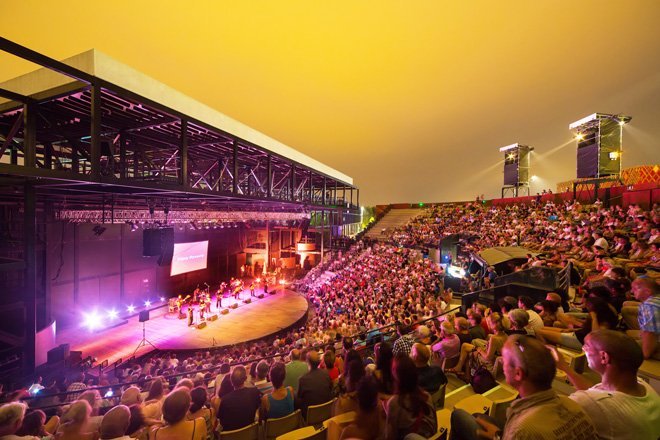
[196,321,207,329]
[142,227,174,266]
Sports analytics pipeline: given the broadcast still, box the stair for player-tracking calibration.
[363,208,421,241]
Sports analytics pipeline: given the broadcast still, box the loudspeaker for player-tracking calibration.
[230,304,238,309]
[196,321,207,329]
[139,310,150,322]
[68,350,82,365]
[221,309,229,315]
[142,227,174,260]
[257,294,265,299]
[208,314,218,321]
[47,346,65,364]
[243,298,252,304]
[502,145,532,186]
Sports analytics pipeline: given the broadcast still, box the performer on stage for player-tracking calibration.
[205,295,211,314]
[187,305,194,326]
[264,282,268,295]
[250,282,255,297]
[199,303,205,321]
[216,288,222,309]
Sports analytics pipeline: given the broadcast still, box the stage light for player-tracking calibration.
[608,152,620,160]
[575,133,585,141]
[619,120,625,126]
[256,278,261,283]
[531,175,538,181]
[144,300,151,307]
[507,153,516,161]
[279,279,286,285]
[447,265,466,278]
[83,311,102,330]
[160,296,165,302]
[107,309,118,320]
[127,305,135,313]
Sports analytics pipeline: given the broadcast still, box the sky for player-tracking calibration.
[1,0,659,205]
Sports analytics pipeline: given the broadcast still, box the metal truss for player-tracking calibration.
[0,37,360,219]
[58,209,311,224]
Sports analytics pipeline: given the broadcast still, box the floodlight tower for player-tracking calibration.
[500,143,534,198]
[569,113,631,179]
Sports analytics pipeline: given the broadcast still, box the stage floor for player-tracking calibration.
[56,287,308,366]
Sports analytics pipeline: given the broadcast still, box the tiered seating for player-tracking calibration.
[363,208,421,241]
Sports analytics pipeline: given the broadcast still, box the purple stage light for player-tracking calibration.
[127,305,135,313]
[160,296,165,302]
[144,300,151,307]
[107,309,118,320]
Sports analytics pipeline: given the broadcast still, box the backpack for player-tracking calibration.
[470,365,498,394]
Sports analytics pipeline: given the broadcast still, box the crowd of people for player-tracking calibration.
[0,200,659,439]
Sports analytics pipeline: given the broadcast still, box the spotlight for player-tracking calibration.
[127,305,135,313]
[507,153,516,161]
[160,296,165,302]
[144,300,151,307]
[107,309,118,320]
[619,120,626,126]
[83,311,102,330]
[608,152,620,160]
[575,133,585,141]
[531,175,538,182]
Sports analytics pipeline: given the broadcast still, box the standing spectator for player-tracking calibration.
[385,354,437,439]
[297,351,332,417]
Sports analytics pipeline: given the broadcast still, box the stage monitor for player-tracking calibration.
[170,240,209,276]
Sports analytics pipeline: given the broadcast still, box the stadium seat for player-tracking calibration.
[639,359,660,393]
[556,347,586,373]
[322,411,356,440]
[264,409,302,440]
[219,422,260,440]
[443,383,475,410]
[434,408,452,440]
[277,426,327,440]
[452,384,519,428]
[306,398,336,426]
[431,382,447,409]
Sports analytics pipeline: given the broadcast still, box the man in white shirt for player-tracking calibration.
[518,295,543,335]
[555,329,660,440]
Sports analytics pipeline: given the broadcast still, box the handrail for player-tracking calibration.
[21,305,460,410]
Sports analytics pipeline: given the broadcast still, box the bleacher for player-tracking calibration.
[362,208,421,241]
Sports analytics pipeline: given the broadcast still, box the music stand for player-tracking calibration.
[133,310,157,355]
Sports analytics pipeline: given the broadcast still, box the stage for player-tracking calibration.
[55,287,308,367]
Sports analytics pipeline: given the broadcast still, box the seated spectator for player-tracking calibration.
[518,296,544,335]
[127,404,150,440]
[254,361,274,395]
[537,297,618,351]
[322,350,340,382]
[216,366,261,432]
[385,354,437,439]
[297,351,333,417]
[0,402,39,439]
[333,358,365,416]
[16,409,58,438]
[554,329,660,440]
[142,377,166,421]
[506,309,529,335]
[78,389,103,433]
[371,342,395,396]
[392,324,414,357]
[99,404,131,440]
[415,325,432,346]
[340,376,386,440]
[64,373,87,403]
[120,386,143,407]
[450,312,507,379]
[625,277,660,359]
[431,320,461,362]
[411,343,447,394]
[451,335,597,439]
[467,313,486,340]
[454,317,473,345]
[149,388,205,440]
[57,400,96,440]
[283,349,307,394]
[538,300,560,327]
[187,387,214,438]
[260,362,294,420]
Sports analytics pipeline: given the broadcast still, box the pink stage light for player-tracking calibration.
[127,305,135,313]
[144,300,151,307]
[107,309,118,320]
[160,296,165,302]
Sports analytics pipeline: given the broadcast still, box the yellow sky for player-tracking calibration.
[2,0,660,204]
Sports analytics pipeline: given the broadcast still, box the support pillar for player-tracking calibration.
[23,182,36,373]
[23,103,36,168]
[180,119,189,187]
[90,85,101,180]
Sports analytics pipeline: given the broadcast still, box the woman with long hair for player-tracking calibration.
[385,354,437,439]
[187,387,214,440]
[57,400,97,440]
[340,376,386,440]
[372,342,395,396]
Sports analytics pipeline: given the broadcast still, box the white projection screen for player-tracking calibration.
[170,241,209,276]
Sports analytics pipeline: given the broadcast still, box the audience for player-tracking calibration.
[217,366,260,432]
[411,343,447,394]
[260,362,294,420]
[340,376,386,440]
[99,405,131,440]
[149,388,205,440]
[297,351,332,417]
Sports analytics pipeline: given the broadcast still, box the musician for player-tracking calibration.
[199,303,205,321]
[250,282,256,297]
[216,288,223,309]
[264,283,268,295]
[193,288,200,303]
[205,296,211,314]
[187,305,194,326]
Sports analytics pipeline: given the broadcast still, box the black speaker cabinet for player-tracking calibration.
[139,310,150,322]
[143,227,174,260]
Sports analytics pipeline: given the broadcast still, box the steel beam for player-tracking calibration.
[23,182,36,373]
[180,119,188,187]
[90,85,101,179]
[232,140,238,194]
